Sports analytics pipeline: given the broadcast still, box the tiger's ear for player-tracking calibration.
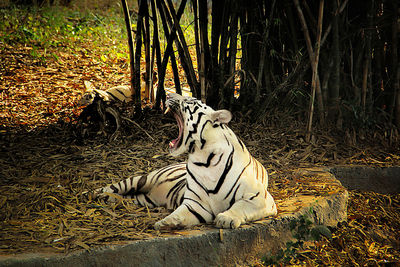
[211,110,232,124]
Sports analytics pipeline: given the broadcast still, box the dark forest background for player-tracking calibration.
[7,0,400,136]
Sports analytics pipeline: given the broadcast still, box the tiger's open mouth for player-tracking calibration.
[164,104,184,150]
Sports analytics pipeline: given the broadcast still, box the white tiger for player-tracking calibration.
[78,84,132,106]
[94,93,277,229]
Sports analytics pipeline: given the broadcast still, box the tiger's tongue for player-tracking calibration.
[169,112,183,149]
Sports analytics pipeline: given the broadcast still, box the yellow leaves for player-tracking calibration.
[0,196,7,209]
[75,240,90,250]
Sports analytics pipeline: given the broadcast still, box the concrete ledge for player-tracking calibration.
[331,166,400,194]
[0,167,349,267]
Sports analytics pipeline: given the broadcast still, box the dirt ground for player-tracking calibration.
[1,42,400,265]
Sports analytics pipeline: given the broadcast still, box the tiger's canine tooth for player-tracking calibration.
[164,106,171,114]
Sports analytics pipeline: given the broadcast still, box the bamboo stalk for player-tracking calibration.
[150,0,160,104]
[133,0,145,111]
[164,0,199,96]
[293,0,325,125]
[294,0,324,142]
[256,0,276,107]
[391,0,399,126]
[227,11,238,108]
[362,0,374,114]
[120,0,135,105]
[144,1,151,103]
[198,0,209,103]
[193,0,201,75]
[154,0,185,107]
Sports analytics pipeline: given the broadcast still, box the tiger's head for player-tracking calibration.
[77,89,110,106]
[78,90,97,106]
[165,93,232,157]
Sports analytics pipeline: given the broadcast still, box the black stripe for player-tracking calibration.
[186,183,202,200]
[136,175,147,191]
[187,165,209,195]
[110,184,119,193]
[209,148,234,194]
[184,197,214,217]
[214,153,223,166]
[125,187,135,196]
[193,152,215,167]
[184,112,205,145]
[123,179,127,192]
[107,91,119,101]
[198,120,211,149]
[159,172,186,184]
[249,192,260,200]
[188,141,196,153]
[163,166,187,178]
[224,158,251,200]
[151,164,183,184]
[229,184,241,209]
[238,138,245,151]
[170,181,186,209]
[166,178,186,199]
[115,88,129,98]
[178,193,185,205]
[184,203,206,223]
[184,105,200,120]
[224,134,230,146]
[125,177,136,196]
[144,195,156,207]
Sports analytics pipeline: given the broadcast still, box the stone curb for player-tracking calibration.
[0,167,349,267]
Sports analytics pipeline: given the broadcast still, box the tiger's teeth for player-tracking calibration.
[164,107,171,115]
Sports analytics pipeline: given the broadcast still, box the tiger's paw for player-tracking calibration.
[215,212,242,229]
[154,216,184,230]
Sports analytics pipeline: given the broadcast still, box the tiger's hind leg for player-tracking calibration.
[93,175,151,205]
[93,163,187,210]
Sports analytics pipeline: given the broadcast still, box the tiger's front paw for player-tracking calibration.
[154,216,184,230]
[215,212,242,229]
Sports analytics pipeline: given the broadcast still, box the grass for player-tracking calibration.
[0,5,129,63]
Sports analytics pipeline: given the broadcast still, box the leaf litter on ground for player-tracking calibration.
[1,18,399,265]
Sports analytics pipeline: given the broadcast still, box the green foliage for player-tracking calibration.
[261,210,332,266]
[0,5,128,63]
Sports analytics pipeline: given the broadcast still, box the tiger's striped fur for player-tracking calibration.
[78,85,132,106]
[94,93,277,229]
